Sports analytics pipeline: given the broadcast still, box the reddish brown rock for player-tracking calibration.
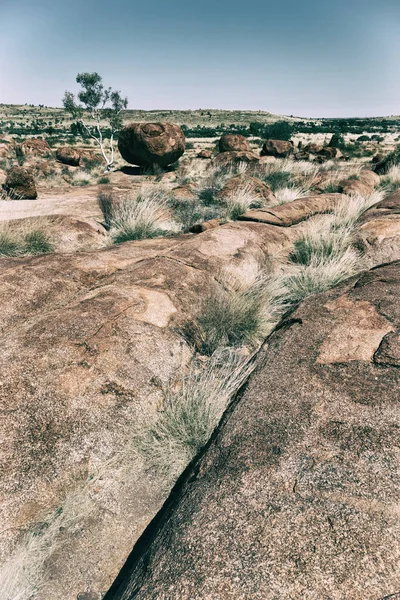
[3,166,37,199]
[118,122,186,167]
[260,139,294,158]
[219,134,251,153]
[213,151,259,168]
[172,184,197,200]
[339,170,379,196]
[317,146,343,160]
[197,149,212,159]
[56,146,81,166]
[107,260,400,600]
[18,138,51,157]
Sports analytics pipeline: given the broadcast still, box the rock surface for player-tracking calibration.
[219,134,251,153]
[260,139,294,158]
[3,166,37,199]
[213,150,259,167]
[0,220,298,600]
[118,122,186,167]
[18,138,51,157]
[56,146,82,166]
[106,260,400,600]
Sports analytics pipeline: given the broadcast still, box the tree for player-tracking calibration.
[62,72,128,170]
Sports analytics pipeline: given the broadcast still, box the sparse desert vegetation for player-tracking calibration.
[1,99,400,600]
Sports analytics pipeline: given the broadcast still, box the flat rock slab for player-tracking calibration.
[108,261,400,600]
[239,193,345,226]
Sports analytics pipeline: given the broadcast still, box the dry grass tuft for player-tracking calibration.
[0,219,53,257]
[134,349,256,482]
[109,187,177,242]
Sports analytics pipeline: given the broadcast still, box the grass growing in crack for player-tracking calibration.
[288,220,354,266]
[109,187,177,243]
[283,247,361,302]
[182,272,288,356]
[135,349,256,482]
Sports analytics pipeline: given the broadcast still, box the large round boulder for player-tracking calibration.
[3,166,37,199]
[118,122,185,167]
[18,138,51,158]
[56,146,81,167]
[219,134,251,153]
[260,139,294,158]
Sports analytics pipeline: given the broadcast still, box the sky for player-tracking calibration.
[0,0,399,117]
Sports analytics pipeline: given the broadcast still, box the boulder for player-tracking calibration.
[107,260,400,600]
[239,193,345,226]
[304,142,323,154]
[197,149,212,159]
[218,134,251,153]
[213,151,259,168]
[317,146,343,160]
[189,218,225,233]
[56,146,81,166]
[118,122,186,167]
[260,139,294,158]
[217,176,275,204]
[18,138,51,157]
[3,166,37,199]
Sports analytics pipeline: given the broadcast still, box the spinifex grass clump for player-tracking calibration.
[135,349,256,482]
[109,187,176,242]
[0,222,53,257]
[184,272,288,356]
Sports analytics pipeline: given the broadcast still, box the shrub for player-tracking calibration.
[98,176,110,184]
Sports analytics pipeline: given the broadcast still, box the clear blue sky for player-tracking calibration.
[1,0,399,117]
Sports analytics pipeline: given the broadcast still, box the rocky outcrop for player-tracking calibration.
[107,260,400,600]
[239,193,345,226]
[56,146,82,166]
[219,134,251,153]
[118,122,185,167]
[0,220,298,600]
[317,146,343,160]
[260,139,294,158]
[213,150,259,167]
[3,166,37,199]
[339,169,379,196]
[17,138,51,157]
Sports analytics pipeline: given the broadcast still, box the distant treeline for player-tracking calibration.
[1,116,400,141]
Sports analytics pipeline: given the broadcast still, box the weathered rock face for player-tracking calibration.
[118,122,186,167]
[339,169,380,196]
[107,260,400,600]
[3,166,37,199]
[213,150,259,167]
[218,176,275,204]
[219,134,251,153]
[260,139,294,158]
[0,220,298,600]
[56,146,82,166]
[18,138,51,157]
[239,193,345,226]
